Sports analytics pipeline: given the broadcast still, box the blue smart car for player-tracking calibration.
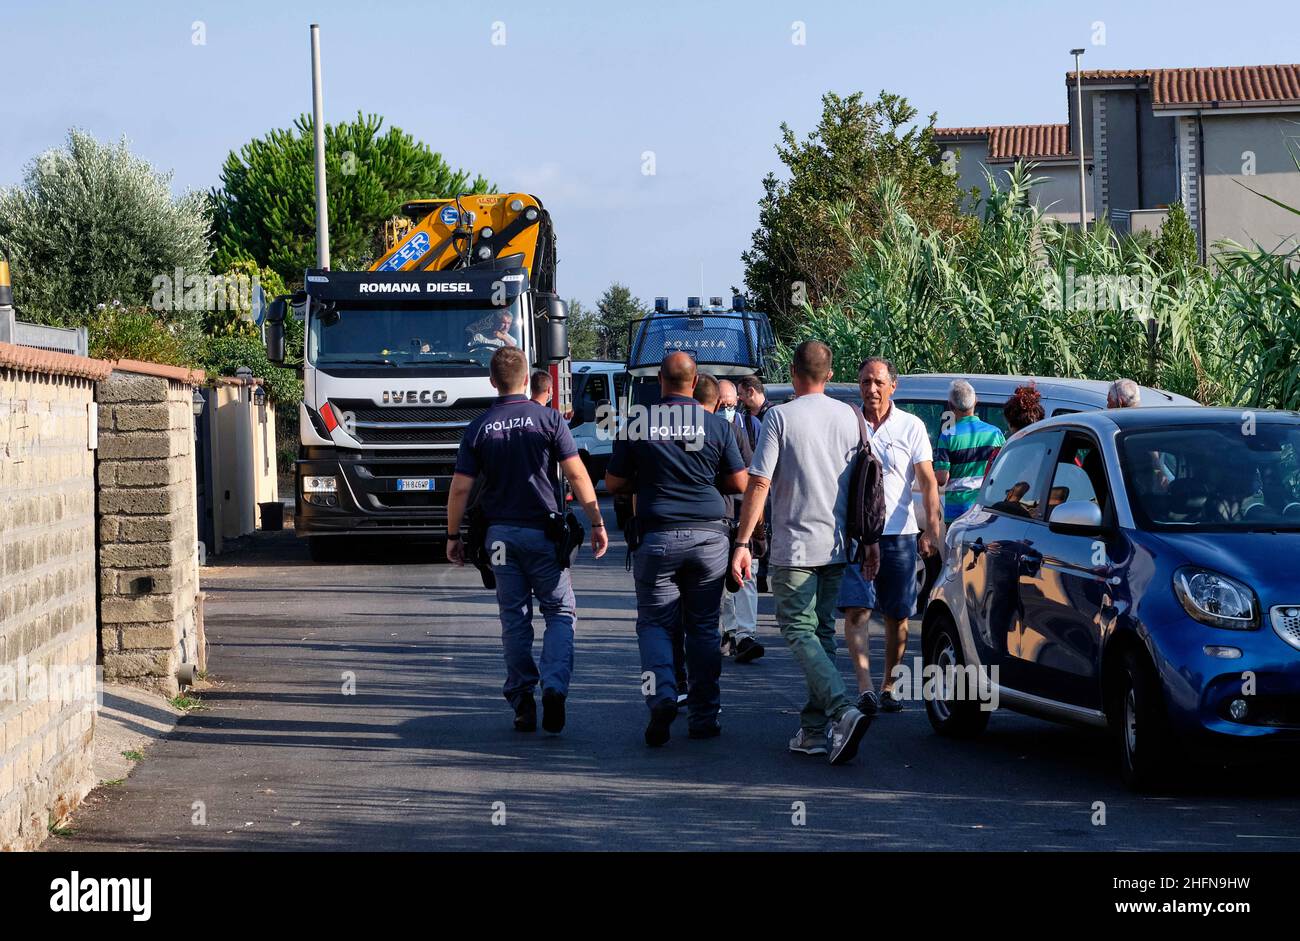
[923,407,1300,789]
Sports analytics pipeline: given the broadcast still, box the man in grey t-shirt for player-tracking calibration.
[731,341,877,765]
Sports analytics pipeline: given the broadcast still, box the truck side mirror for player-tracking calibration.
[265,297,287,364]
[536,295,569,363]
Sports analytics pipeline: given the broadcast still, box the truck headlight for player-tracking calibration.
[1173,567,1258,630]
[303,475,337,494]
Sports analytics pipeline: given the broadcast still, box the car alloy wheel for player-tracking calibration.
[931,634,958,724]
[1124,687,1138,760]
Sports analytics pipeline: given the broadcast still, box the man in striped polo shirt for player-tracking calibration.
[934,379,1005,524]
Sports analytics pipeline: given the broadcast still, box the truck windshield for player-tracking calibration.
[308,300,523,367]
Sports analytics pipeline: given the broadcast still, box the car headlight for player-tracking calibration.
[1173,567,1259,630]
[303,475,337,494]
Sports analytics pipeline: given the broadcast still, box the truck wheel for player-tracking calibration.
[308,537,342,564]
[923,610,991,739]
[1111,648,1178,791]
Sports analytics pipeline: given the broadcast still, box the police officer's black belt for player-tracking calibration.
[637,519,731,537]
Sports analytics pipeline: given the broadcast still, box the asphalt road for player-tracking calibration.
[49,503,1300,852]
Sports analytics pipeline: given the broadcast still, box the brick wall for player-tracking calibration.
[0,342,108,851]
[97,365,204,697]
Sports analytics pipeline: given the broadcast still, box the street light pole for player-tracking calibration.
[311,24,330,269]
[1071,48,1088,233]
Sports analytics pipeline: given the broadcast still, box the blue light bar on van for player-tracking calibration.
[686,296,701,309]
[732,295,746,312]
[654,297,669,313]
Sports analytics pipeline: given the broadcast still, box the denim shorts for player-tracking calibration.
[836,533,918,620]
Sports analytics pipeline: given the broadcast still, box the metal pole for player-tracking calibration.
[311,24,330,269]
[1072,49,1088,233]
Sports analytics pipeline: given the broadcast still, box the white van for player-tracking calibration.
[569,361,627,480]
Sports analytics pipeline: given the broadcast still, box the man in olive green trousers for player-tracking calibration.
[730,341,880,765]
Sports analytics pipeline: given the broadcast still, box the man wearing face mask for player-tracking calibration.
[720,379,760,451]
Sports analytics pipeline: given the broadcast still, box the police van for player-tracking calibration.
[623,295,776,410]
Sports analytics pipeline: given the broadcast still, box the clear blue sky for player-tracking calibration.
[4,0,1297,309]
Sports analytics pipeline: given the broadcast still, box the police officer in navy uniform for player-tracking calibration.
[605,352,747,746]
[446,347,608,735]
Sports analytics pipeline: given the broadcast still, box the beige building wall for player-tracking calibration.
[1200,112,1300,254]
[941,140,1095,222]
[0,342,108,850]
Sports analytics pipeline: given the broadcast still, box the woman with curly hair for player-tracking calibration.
[986,383,1045,473]
[1003,383,1045,434]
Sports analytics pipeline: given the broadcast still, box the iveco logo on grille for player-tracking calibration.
[382,390,448,404]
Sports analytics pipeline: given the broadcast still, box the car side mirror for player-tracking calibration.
[265,297,287,364]
[1048,500,1105,536]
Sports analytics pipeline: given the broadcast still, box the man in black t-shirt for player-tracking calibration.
[605,352,747,746]
[447,347,607,736]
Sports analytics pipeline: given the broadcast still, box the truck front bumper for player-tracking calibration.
[295,446,457,536]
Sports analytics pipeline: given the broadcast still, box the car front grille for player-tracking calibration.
[1270,606,1300,651]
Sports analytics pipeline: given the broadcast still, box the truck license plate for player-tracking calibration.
[396,478,432,491]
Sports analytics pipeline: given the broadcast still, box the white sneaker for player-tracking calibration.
[827,706,870,765]
[788,727,828,756]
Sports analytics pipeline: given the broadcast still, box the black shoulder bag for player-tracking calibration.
[847,406,887,564]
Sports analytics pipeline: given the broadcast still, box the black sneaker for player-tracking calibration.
[880,688,904,713]
[857,690,881,717]
[720,632,736,657]
[734,636,765,664]
[688,720,722,739]
[644,700,678,747]
[541,688,566,734]
[513,696,537,733]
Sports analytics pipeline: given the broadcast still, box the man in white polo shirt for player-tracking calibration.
[837,357,943,715]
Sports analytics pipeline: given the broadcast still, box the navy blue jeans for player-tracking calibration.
[632,528,729,728]
[487,524,577,709]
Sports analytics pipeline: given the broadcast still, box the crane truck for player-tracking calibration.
[265,193,572,562]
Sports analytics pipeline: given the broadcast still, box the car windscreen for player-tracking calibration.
[308,299,523,368]
[1120,422,1300,531]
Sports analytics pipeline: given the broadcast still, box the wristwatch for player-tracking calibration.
[446,532,462,541]
[735,541,752,550]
